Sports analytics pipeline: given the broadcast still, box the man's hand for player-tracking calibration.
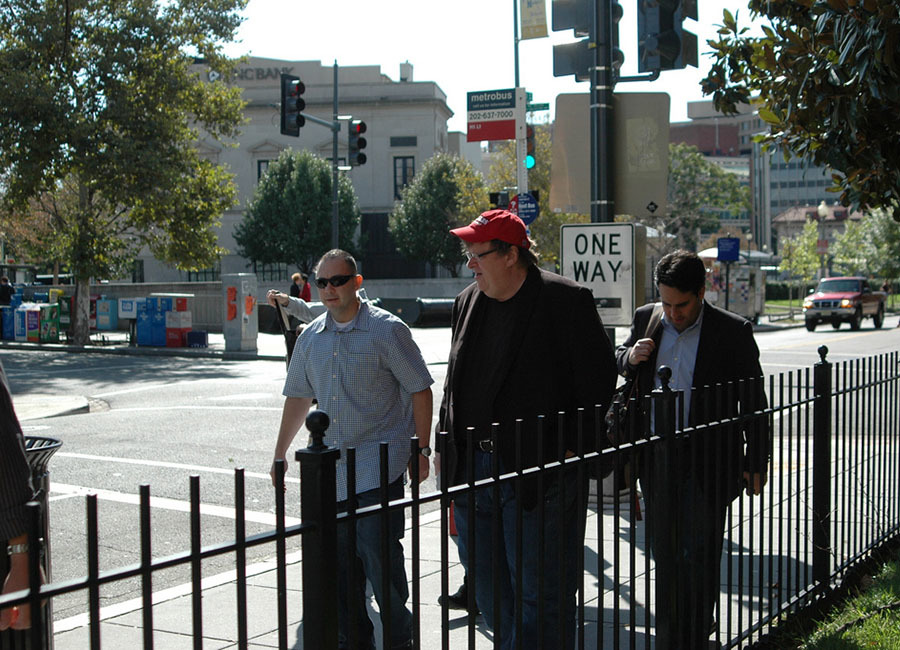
[627,337,656,366]
[270,456,288,489]
[743,471,766,496]
[408,451,430,484]
[267,290,289,308]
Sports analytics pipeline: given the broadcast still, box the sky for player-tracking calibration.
[227,0,760,133]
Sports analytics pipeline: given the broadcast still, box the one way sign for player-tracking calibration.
[560,223,646,326]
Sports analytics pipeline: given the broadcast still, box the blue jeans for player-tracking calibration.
[453,452,587,650]
[337,477,411,650]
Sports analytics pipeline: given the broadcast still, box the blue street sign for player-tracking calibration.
[510,192,540,225]
[717,237,741,262]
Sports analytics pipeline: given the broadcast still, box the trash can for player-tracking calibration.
[0,436,62,650]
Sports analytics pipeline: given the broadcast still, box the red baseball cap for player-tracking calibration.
[449,209,531,249]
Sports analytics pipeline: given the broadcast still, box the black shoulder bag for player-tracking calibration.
[605,303,663,445]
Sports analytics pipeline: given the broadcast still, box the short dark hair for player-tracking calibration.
[492,238,540,269]
[655,250,706,295]
[315,249,358,275]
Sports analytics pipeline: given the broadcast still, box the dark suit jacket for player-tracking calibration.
[615,301,769,504]
[437,266,617,506]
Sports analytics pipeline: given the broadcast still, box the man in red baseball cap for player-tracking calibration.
[436,209,618,649]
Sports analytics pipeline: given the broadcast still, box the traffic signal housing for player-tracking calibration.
[525,125,536,170]
[637,0,698,72]
[348,120,367,166]
[280,73,305,137]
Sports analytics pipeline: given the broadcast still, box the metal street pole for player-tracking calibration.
[332,62,339,249]
[591,0,614,223]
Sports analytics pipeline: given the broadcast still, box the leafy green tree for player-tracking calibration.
[832,210,900,307]
[645,143,749,255]
[830,219,872,277]
[388,153,489,277]
[702,3,900,221]
[486,123,587,269]
[234,150,360,274]
[0,0,246,344]
[778,219,820,309]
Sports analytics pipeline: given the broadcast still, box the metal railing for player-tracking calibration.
[1,347,898,649]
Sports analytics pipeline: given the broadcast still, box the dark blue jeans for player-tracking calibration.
[453,452,587,650]
[337,477,411,650]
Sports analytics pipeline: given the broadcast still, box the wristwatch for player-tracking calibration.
[7,543,28,555]
[418,446,432,457]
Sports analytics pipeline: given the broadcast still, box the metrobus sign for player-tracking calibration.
[466,88,526,142]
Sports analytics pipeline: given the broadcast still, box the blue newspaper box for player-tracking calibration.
[136,311,153,346]
[0,306,14,340]
[150,311,166,346]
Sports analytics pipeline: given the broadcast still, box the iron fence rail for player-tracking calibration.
[1,348,898,649]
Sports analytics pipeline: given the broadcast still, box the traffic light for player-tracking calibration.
[280,73,305,137]
[637,0,698,72]
[524,125,536,170]
[348,120,367,166]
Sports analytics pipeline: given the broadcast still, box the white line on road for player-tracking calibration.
[55,451,298,483]
[50,482,301,527]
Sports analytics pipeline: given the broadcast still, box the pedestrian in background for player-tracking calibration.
[617,250,769,649]
[289,272,311,302]
[437,209,617,649]
[271,249,434,650]
[0,276,13,306]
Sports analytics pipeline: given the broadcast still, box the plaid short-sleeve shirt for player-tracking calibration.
[283,301,433,501]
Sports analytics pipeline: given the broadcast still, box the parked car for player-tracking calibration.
[803,277,887,331]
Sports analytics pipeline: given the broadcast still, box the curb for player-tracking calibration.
[0,340,285,362]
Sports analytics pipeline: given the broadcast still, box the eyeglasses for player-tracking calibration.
[464,248,499,262]
[314,274,356,289]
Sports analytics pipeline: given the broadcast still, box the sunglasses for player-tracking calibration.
[314,274,356,289]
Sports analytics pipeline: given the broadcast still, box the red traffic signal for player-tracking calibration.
[280,73,305,136]
[348,119,367,166]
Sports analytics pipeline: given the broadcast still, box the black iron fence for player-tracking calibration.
[1,347,898,649]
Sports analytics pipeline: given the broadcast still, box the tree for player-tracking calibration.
[234,150,360,274]
[0,0,246,344]
[830,218,872,277]
[778,219,820,309]
[702,3,900,221]
[486,122,588,269]
[642,143,749,255]
[832,210,900,295]
[388,153,489,277]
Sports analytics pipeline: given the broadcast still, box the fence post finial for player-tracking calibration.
[306,409,330,450]
[817,345,829,364]
[657,365,672,390]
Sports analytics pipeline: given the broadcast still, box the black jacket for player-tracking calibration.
[616,301,769,503]
[437,266,617,505]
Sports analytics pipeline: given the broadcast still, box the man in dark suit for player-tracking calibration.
[436,209,617,650]
[616,250,769,649]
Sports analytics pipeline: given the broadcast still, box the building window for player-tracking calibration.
[257,160,271,181]
[131,260,144,284]
[253,262,289,282]
[390,136,417,148]
[188,263,221,282]
[394,156,415,200]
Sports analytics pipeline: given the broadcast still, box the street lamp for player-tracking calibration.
[816,200,828,279]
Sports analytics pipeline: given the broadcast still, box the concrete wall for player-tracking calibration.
[31,277,475,333]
